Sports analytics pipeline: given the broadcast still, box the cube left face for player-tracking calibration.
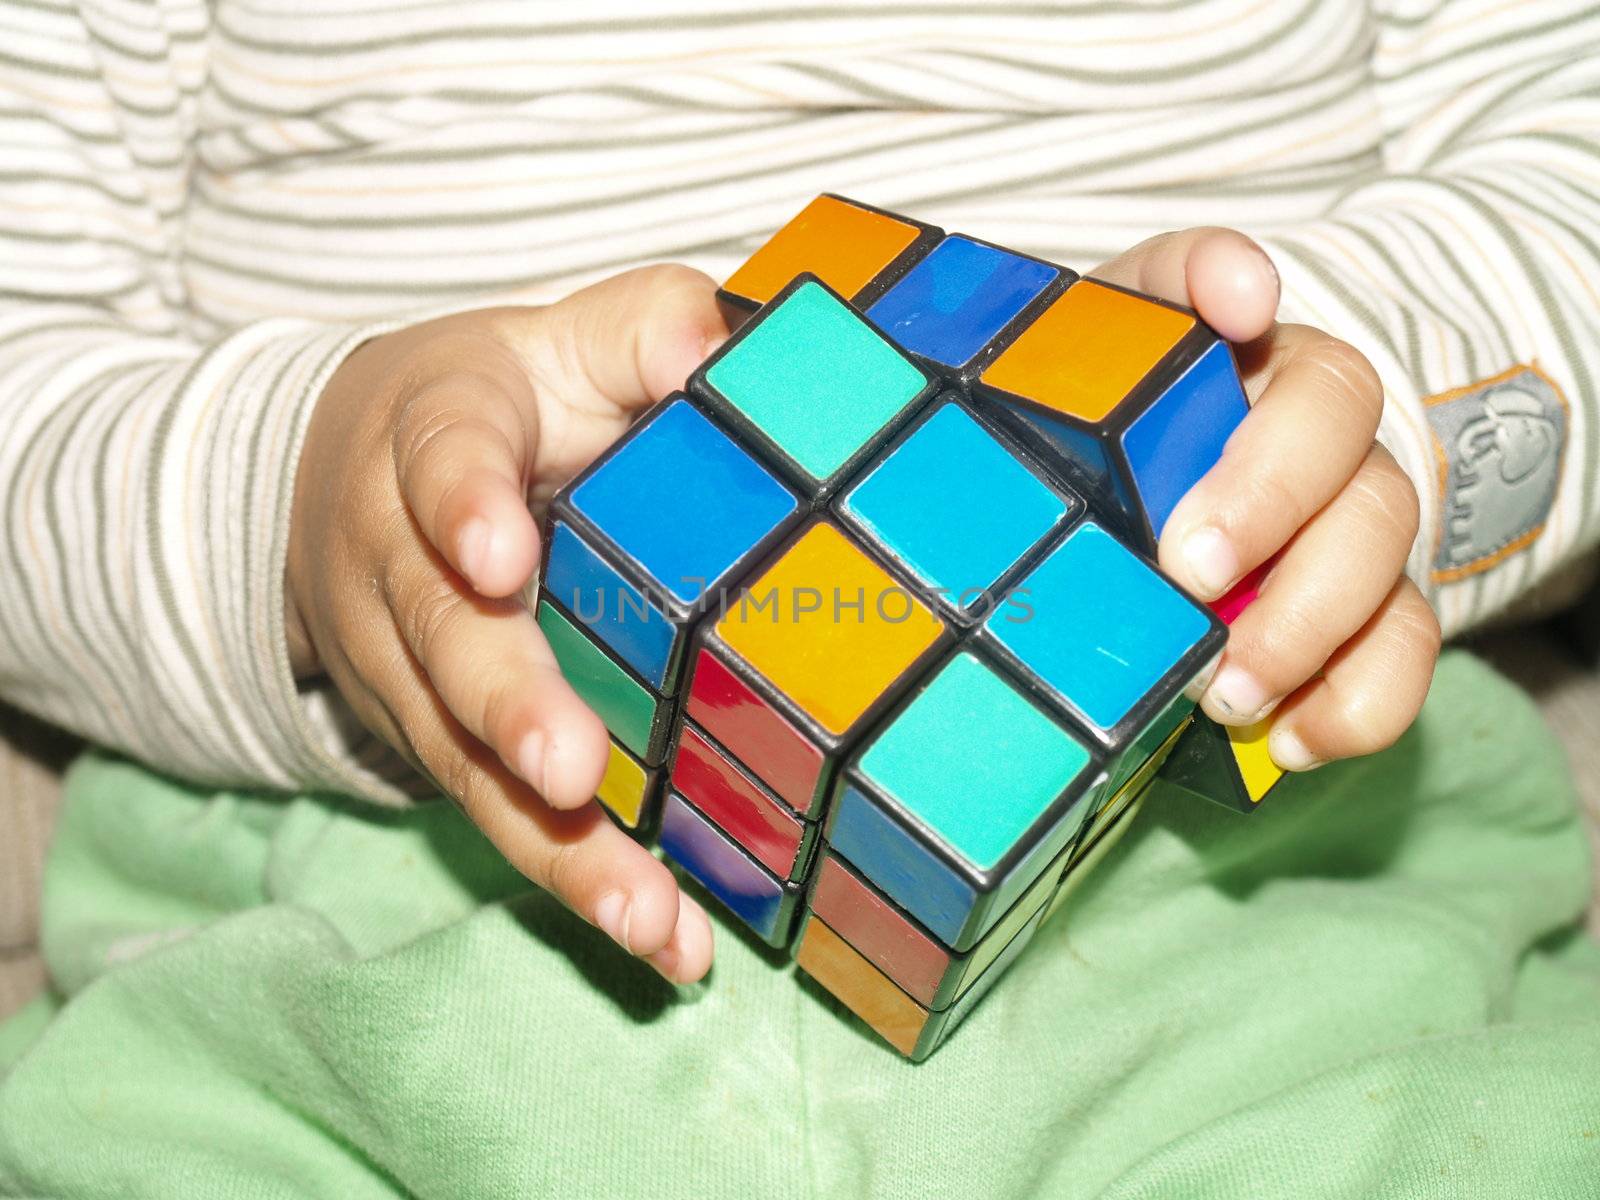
[658,791,803,948]
[535,597,672,765]
[828,650,1102,951]
[691,277,936,499]
[595,736,661,834]
[543,396,801,694]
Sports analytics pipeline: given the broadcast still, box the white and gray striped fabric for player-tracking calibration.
[2,0,1597,807]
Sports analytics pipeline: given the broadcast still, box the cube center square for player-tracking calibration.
[865,235,1062,373]
[981,522,1217,741]
[980,278,1196,424]
[829,650,1099,949]
[837,399,1077,619]
[721,194,937,311]
[695,278,934,492]
[714,522,946,738]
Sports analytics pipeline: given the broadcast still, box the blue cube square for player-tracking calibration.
[1120,340,1250,538]
[836,400,1076,619]
[866,236,1061,373]
[543,397,800,692]
[980,521,1219,743]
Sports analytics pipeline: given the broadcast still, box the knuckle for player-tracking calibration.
[1350,453,1423,552]
[631,262,716,307]
[401,576,466,661]
[1302,337,1384,432]
[538,837,585,901]
[1246,602,1326,682]
[1333,684,1409,757]
[1230,467,1308,539]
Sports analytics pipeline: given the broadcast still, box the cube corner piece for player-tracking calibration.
[688,274,939,502]
[716,194,942,328]
[972,277,1249,554]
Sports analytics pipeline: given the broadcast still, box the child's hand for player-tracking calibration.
[286,266,727,983]
[1094,230,1442,772]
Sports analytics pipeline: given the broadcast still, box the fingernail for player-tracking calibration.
[1270,727,1324,772]
[458,517,492,582]
[1253,243,1280,291]
[594,890,635,953]
[516,729,545,789]
[1185,651,1223,701]
[647,943,682,983]
[1181,525,1239,599]
[1207,665,1270,724]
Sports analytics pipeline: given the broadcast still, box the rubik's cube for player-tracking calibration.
[537,195,1286,1060]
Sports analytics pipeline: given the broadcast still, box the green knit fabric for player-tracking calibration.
[3,651,1599,1197]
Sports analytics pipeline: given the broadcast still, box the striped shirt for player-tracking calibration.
[1,0,1596,806]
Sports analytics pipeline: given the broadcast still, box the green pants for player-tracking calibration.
[2,651,1598,1198]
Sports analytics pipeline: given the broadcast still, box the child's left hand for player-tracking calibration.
[1093,229,1442,772]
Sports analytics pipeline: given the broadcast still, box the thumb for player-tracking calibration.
[1091,227,1280,345]
[499,264,729,487]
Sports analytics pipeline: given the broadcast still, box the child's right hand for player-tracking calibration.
[285,266,729,984]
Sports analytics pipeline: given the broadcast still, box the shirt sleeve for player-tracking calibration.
[1255,0,1600,637]
[0,1,414,804]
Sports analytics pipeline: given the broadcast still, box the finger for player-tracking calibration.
[505,263,731,484]
[392,370,542,599]
[372,634,698,975]
[1092,226,1280,344]
[1267,577,1442,771]
[1159,325,1385,599]
[383,549,609,810]
[645,890,715,985]
[1202,444,1420,724]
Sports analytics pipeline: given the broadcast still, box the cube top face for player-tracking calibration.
[983,522,1216,737]
[566,397,799,608]
[864,235,1062,372]
[854,651,1094,872]
[714,521,946,738]
[980,279,1196,424]
[837,400,1077,618]
[721,194,933,310]
[697,278,933,490]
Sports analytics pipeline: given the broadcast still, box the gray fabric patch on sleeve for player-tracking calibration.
[1425,365,1566,584]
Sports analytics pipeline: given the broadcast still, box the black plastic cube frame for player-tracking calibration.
[714,193,944,328]
[540,392,806,698]
[683,515,958,819]
[688,274,942,504]
[972,277,1232,556]
[826,642,1109,953]
[829,391,1086,629]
